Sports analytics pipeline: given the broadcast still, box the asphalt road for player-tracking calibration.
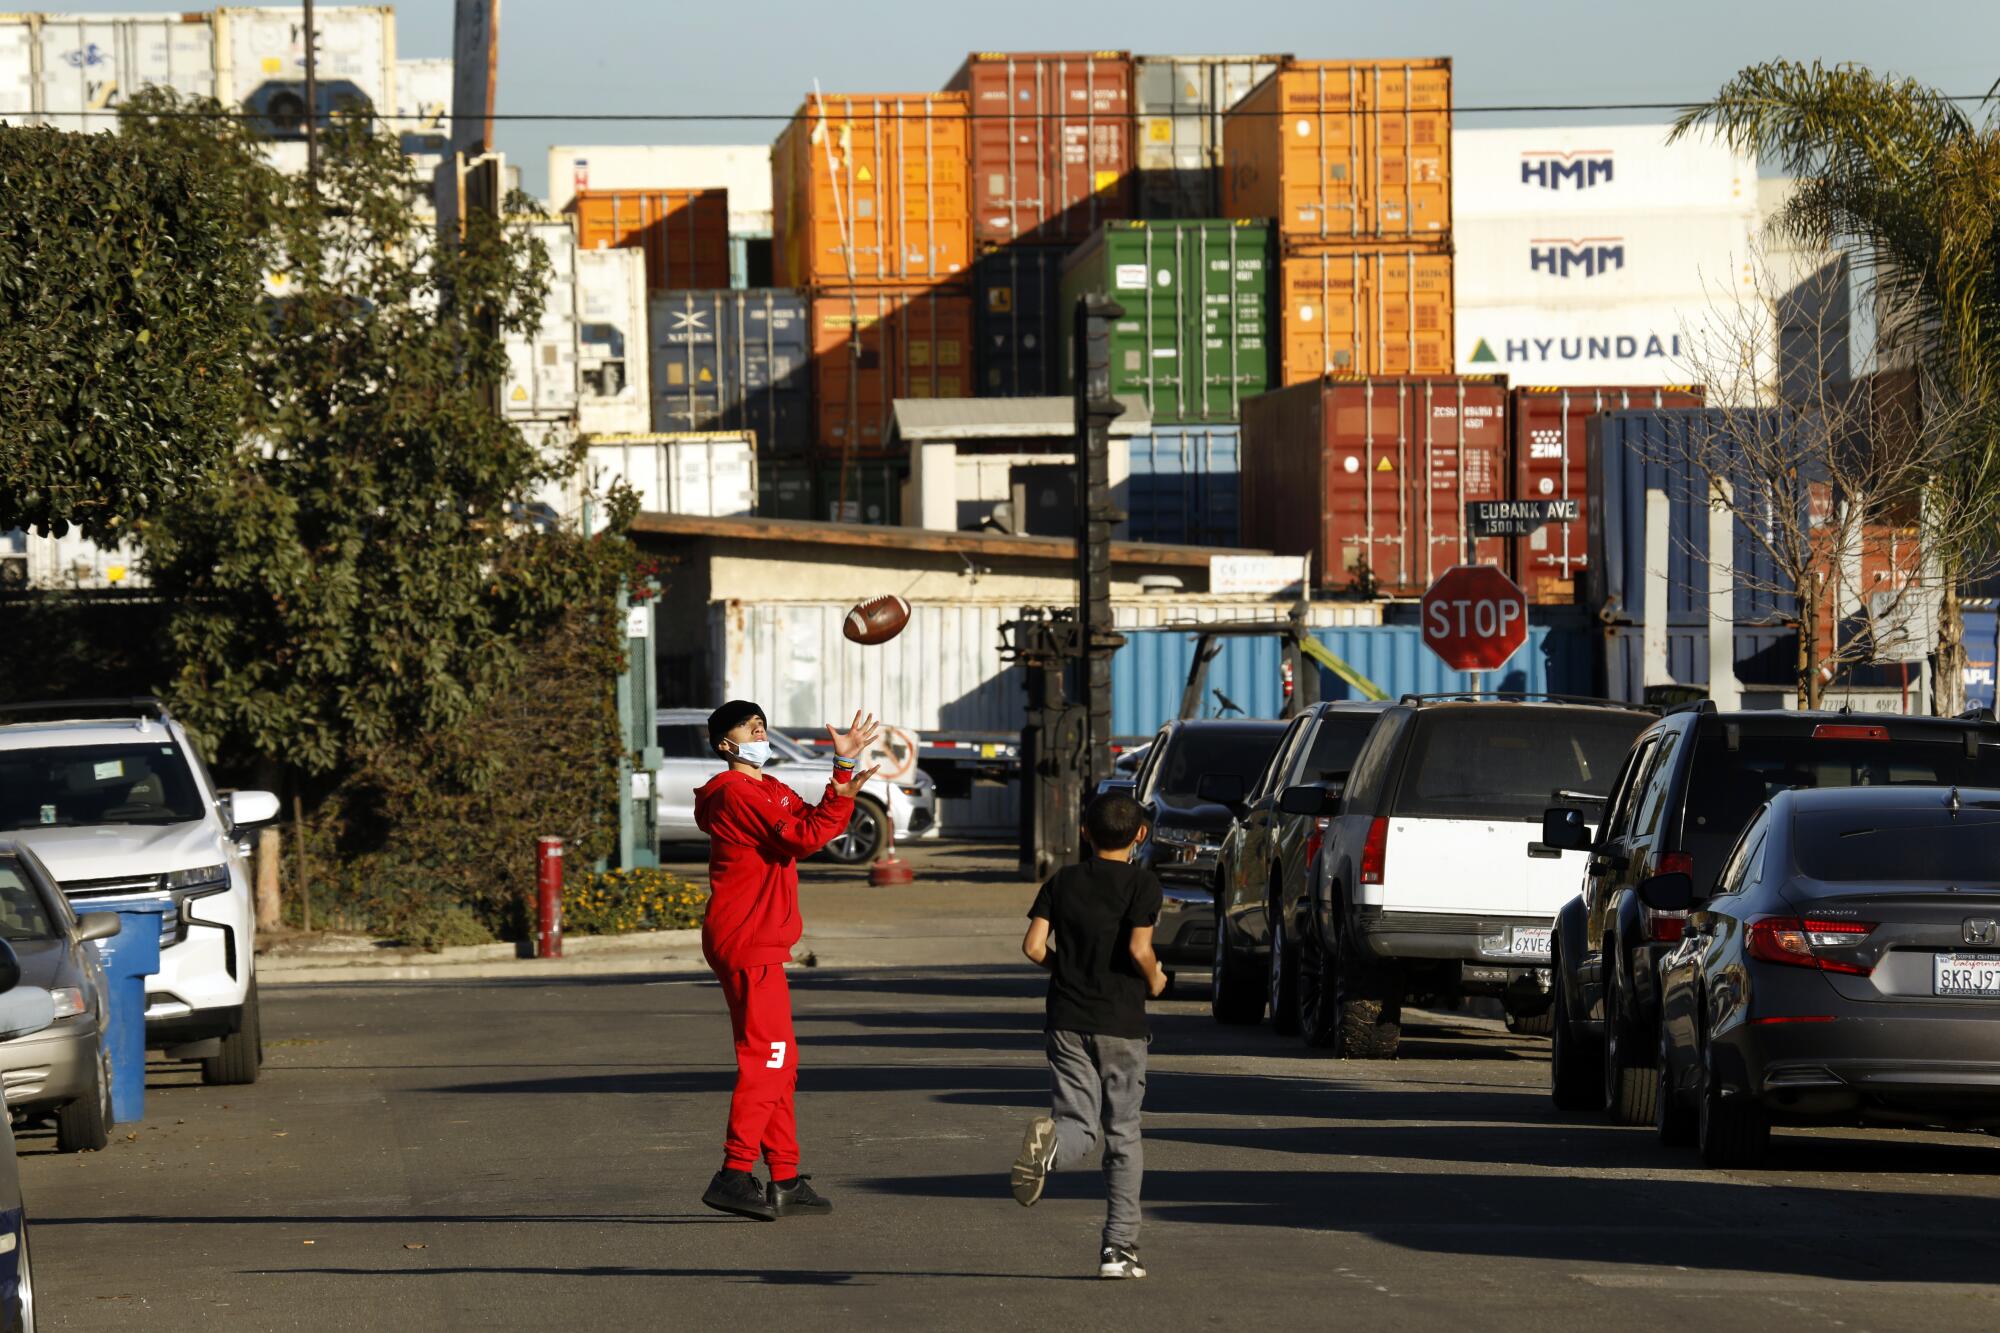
[20,853,2000,1329]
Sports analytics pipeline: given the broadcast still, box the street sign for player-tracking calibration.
[1466,498,1580,538]
[1421,565,1529,672]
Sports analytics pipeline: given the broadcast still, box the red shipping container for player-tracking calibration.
[811,286,974,457]
[1242,375,1511,597]
[947,51,1136,246]
[1510,384,1704,604]
[572,189,731,291]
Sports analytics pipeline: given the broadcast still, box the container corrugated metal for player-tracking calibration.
[1133,54,1288,218]
[572,189,730,292]
[3,525,145,591]
[8,12,216,134]
[214,6,394,130]
[585,432,756,518]
[1451,213,1757,309]
[757,462,818,520]
[1585,409,1796,624]
[1223,59,1452,243]
[1453,124,1759,219]
[650,289,812,455]
[816,461,907,524]
[771,92,971,287]
[392,56,450,152]
[1965,608,1997,713]
[547,145,773,232]
[947,51,1136,246]
[1241,375,1511,595]
[0,20,35,122]
[1122,425,1241,547]
[1279,244,1454,382]
[573,247,651,435]
[974,245,1064,397]
[1058,220,1274,422]
[811,287,973,455]
[1509,384,1705,605]
[1601,623,1801,703]
[503,217,578,420]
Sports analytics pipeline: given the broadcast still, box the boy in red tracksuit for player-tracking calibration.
[694,699,879,1221]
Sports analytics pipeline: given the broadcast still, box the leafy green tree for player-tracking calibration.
[0,123,255,544]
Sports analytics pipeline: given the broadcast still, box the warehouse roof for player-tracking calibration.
[628,511,1258,568]
[890,395,1153,442]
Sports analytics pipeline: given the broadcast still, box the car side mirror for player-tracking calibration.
[76,913,121,944]
[1195,773,1247,808]
[1638,872,1695,913]
[1278,784,1340,817]
[1541,807,1591,852]
[1097,778,1137,800]
[225,789,281,828]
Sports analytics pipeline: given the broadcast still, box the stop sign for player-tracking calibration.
[1421,565,1529,672]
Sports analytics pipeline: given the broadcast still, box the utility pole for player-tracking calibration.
[302,0,318,192]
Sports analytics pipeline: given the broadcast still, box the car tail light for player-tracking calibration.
[1645,851,1694,944]
[1751,1015,1835,1025]
[1811,723,1889,741]
[1304,816,1328,869]
[1746,915,1876,976]
[1359,817,1389,886]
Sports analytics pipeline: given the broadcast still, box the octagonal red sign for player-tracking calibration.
[1421,564,1529,673]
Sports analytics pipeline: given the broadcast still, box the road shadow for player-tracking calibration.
[247,1263,1094,1285]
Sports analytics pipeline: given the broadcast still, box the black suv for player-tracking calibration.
[1540,705,2000,1122]
[1210,702,1391,1027]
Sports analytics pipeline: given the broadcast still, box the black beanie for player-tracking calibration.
[708,700,766,753]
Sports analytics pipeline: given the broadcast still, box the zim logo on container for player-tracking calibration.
[1530,238,1625,279]
[1520,151,1614,190]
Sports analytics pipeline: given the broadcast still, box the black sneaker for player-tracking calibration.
[769,1174,834,1217]
[1010,1116,1058,1206]
[1098,1245,1147,1280]
[702,1169,778,1221]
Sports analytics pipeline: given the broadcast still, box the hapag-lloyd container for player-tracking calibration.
[1058,220,1274,422]
[573,247,651,435]
[811,287,973,456]
[948,51,1135,246]
[573,189,730,292]
[1134,54,1288,218]
[1240,375,1510,596]
[973,245,1065,397]
[1,12,217,132]
[1510,384,1705,604]
[650,289,812,455]
[771,91,971,287]
[584,432,756,518]
[1223,59,1452,244]
[1278,245,1454,382]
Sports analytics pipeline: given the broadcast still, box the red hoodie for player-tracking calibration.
[693,769,853,969]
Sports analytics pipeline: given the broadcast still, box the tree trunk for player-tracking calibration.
[1797,580,1823,711]
[1935,582,1966,716]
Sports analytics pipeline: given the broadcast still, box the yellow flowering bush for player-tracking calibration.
[565,866,709,935]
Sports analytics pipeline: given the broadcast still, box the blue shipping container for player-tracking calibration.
[650,289,812,456]
[1586,410,1798,625]
[1123,424,1241,547]
[974,246,1064,398]
[1599,623,1798,704]
[1967,608,1998,713]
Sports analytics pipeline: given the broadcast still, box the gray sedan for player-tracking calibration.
[0,842,118,1153]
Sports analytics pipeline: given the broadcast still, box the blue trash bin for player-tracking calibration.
[89,902,166,1125]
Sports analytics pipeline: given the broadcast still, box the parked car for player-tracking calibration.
[1212,702,1391,1027]
[0,842,118,1152]
[1285,697,1652,1058]
[0,935,63,1331]
[1093,742,1150,800]
[1654,784,2000,1167]
[1540,707,2000,1124]
[652,708,936,865]
[0,698,276,1086]
[1128,719,1289,969]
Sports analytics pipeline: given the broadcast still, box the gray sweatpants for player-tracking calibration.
[1046,1029,1148,1248]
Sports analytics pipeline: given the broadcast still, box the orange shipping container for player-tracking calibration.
[572,189,730,291]
[811,287,973,456]
[1223,59,1452,243]
[946,51,1136,245]
[773,92,972,288]
[1279,245,1454,382]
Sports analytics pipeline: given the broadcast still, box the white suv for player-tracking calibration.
[0,699,277,1084]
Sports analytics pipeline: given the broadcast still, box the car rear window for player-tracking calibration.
[1682,732,2000,891]
[1391,709,1649,821]
[1302,714,1380,782]
[1794,807,2000,882]
[1158,726,1285,802]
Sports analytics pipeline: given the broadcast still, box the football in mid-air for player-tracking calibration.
[844,595,911,645]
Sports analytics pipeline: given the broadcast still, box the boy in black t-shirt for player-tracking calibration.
[1010,792,1168,1280]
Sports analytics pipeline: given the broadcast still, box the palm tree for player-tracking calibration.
[1673,62,2000,714]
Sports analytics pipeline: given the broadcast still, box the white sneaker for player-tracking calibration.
[1099,1245,1147,1279]
[1009,1116,1058,1206]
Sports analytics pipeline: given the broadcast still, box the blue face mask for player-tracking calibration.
[730,739,772,768]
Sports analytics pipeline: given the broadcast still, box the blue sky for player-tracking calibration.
[72,0,2000,199]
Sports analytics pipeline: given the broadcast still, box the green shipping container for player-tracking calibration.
[759,461,905,525]
[1059,219,1273,423]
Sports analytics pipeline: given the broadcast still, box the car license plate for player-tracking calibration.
[1934,953,2000,997]
[1511,927,1553,958]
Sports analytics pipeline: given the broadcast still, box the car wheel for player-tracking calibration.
[1549,950,1603,1111]
[1210,906,1265,1026]
[1655,1018,1697,1147]
[55,1044,111,1153]
[1297,909,1337,1048]
[1267,901,1302,1036]
[202,978,263,1087]
[1503,1004,1554,1037]
[1331,951,1402,1060]
[1603,962,1657,1125]
[821,797,888,865]
[1697,1042,1770,1168]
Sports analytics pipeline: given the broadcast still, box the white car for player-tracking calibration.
[653,708,936,864]
[0,699,277,1084]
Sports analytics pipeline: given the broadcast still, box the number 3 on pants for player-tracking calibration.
[766,1041,787,1069]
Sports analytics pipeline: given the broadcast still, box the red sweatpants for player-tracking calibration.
[714,963,799,1175]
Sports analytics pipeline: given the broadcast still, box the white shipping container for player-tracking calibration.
[1454,124,1758,219]
[546,144,772,233]
[0,20,34,121]
[213,6,394,133]
[1454,212,1757,309]
[573,246,650,435]
[2,527,144,591]
[585,432,757,520]
[1133,55,1284,213]
[1456,299,1772,390]
[391,54,450,175]
[503,218,578,420]
[23,12,217,134]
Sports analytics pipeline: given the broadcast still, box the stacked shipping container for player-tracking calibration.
[572,189,731,292]
[1134,55,1288,218]
[948,52,1136,247]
